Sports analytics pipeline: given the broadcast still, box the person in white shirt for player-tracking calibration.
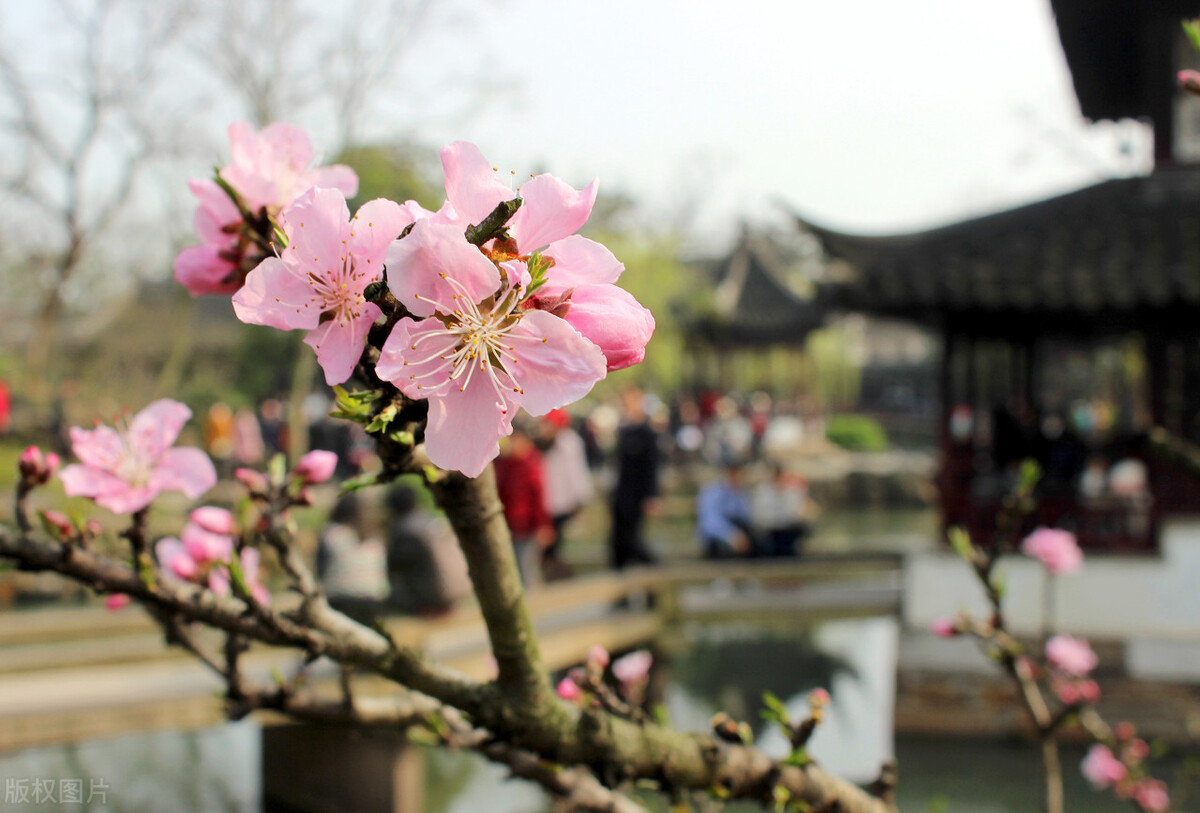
[538,409,595,580]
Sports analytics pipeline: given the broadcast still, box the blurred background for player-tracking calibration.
[2,1,1199,811]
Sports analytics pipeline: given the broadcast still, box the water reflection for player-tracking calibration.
[0,615,1182,812]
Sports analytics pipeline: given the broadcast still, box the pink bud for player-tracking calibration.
[235,467,269,493]
[612,649,653,684]
[809,688,831,708]
[85,520,103,537]
[189,506,236,536]
[1115,722,1136,741]
[1134,778,1170,812]
[40,509,73,538]
[1056,682,1081,705]
[295,450,337,484]
[1077,679,1101,704]
[1046,635,1098,677]
[1180,69,1200,96]
[556,677,583,702]
[1021,527,1083,575]
[930,617,958,638]
[105,594,132,611]
[1082,744,1128,789]
[587,644,610,670]
[559,285,656,371]
[19,446,55,485]
[1126,738,1150,761]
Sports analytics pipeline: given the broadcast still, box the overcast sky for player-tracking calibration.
[403,0,1152,244]
[3,0,1155,254]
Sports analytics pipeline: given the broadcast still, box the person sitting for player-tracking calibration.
[696,463,755,559]
[385,484,471,615]
[316,493,388,621]
[750,464,814,557]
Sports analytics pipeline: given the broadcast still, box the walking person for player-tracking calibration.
[608,387,661,569]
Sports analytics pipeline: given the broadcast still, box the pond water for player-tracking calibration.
[0,615,1173,812]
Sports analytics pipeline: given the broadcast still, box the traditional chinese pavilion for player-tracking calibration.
[791,0,1200,551]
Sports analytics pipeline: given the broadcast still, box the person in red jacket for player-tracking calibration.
[494,423,554,586]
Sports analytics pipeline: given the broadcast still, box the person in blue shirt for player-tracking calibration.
[696,463,756,558]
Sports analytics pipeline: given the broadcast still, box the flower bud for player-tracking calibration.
[19,446,57,486]
[189,506,236,536]
[39,509,73,540]
[556,677,583,702]
[587,644,610,670]
[294,450,337,485]
[235,467,269,494]
[105,594,131,611]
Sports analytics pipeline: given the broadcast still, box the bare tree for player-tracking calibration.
[0,0,197,379]
[195,0,434,150]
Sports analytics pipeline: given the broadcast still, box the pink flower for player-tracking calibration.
[295,450,338,484]
[587,644,611,670]
[181,520,235,567]
[39,509,73,539]
[611,649,653,685]
[1046,635,1098,677]
[1021,527,1083,575]
[1134,779,1170,812]
[105,594,131,611]
[233,188,408,385]
[377,221,606,477]
[189,506,236,536]
[1082,745,1127,789]
[175,122,358,297]
[59,399,217,514]
[156,537,200,581]
[930,617,958,638]
[556,677,583,702]
[433,143,653,371]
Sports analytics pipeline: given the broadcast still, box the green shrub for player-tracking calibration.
[826,414,888,452]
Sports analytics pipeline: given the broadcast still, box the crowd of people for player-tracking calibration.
[184,386,823,611]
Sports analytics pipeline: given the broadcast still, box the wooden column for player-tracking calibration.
[262,724,424,813]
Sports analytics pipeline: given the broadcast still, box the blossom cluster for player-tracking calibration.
[176,123,654,476]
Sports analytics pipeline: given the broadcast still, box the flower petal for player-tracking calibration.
[174,246,238,297]
[150,447,217,499]
[68,425,124,470]
[59,464,128,501]
[348,198,408,266]
[310,163,359,199]
[284,187,351,270]
[423,377,515,478]
[232,256,322,331]
[541,235,624,291]
[509,174,598,252]
[303,303,382,386]
[562,284,655,371]
[95,485,160,515]
[441,141,513,227]
[385,219,500,317]
[129,399,193,461]
[376,317,461,397]
[508,310,606,416]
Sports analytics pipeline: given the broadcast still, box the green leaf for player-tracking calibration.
[227,553,251,598]
[1018,458,1042,494]
[365,404,398,433]
[948,526,974,561]
[1185,20,1200,55]
[340,472,380,493]
[267,453,287,487]
[991,568,1007,598]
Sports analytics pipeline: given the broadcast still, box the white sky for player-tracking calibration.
[403,0,1152,245]
[3,0,1155,255]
